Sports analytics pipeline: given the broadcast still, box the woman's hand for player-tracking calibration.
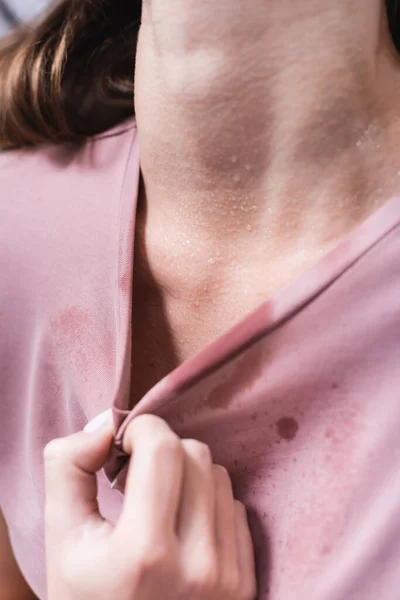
[44,414,257,600]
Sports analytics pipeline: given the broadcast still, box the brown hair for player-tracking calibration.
[0,0,141,149]
[0,0,399,150]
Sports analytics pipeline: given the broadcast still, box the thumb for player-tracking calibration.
[44,426,114,536]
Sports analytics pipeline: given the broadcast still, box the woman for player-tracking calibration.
[2,0,400,598]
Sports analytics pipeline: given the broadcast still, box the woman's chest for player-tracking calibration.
[126,296,400,600]
[128,277,277,407]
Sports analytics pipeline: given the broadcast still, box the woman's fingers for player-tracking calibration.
[44,416,257,600]
[213,466,239,590]
[43,427,114,536]
[116,415,185,540]
[235,501,257,600]
[177,440,216,547]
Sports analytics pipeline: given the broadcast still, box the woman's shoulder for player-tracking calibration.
[0,118,138,305]
[0,118,138,226]
[0,118,137,184]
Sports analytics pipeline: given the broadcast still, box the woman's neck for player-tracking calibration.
[135,0,400,253]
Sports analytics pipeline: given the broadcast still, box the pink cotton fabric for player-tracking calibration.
[1,120,400,599]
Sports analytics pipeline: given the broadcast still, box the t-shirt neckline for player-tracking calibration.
[112,143,400,440]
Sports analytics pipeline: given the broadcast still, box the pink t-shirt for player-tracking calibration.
[1,120,400,600]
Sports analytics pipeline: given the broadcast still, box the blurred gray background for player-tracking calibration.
[0,0,50,36]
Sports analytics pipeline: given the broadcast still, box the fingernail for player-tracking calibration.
[84,409,113,433]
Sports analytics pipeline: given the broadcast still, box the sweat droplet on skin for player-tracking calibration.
[208,257,216,265]
[246,224,254,232]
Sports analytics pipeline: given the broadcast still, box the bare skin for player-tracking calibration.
[130,0,400,405]
[44,416,256,600]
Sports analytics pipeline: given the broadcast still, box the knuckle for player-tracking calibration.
[213,464,231,485]
[135,541,171,576]
[213,465,234,501]
[124,414,160,442]
[186,558,218,593]
[214,463,229,476]
[124,414,174,446]
[131,413,163,429]
[234,499,247,517]
[150,434,182,461]
[182,439,213,465]
[43,437,68,463]
[124,414,183,461]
